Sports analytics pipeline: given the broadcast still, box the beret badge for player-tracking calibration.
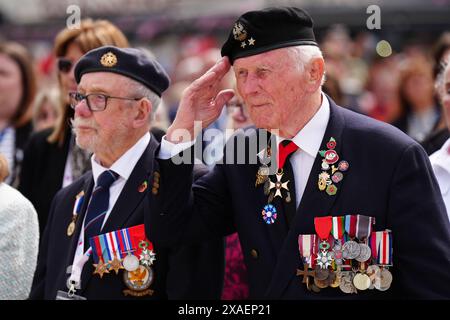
[233,22,247,41]
[100,52,118,67]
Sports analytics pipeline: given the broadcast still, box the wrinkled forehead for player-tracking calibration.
[78,71,131,93]
[232,47,291,70]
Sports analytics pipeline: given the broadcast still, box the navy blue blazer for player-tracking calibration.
[150,97,450,299]
[30,137,224,300]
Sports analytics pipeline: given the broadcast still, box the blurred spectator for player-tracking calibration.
[392,56,440,142]
[359,56,401,123]
[0,42,36,187]
[0,153,39,299]
[421,32,450,154]
[32,87,60,131]
[322,72,343,106]
[19,19,129,235]
[430,61,450,221]
[321,25,368,111]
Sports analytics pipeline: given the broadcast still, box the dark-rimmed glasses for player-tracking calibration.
[69,92,142,112]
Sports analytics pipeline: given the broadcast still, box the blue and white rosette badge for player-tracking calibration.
[262,204,277,224]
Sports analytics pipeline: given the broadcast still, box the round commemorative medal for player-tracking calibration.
[353,273,371,291]
[123,265,154,295]
[342,240,361,260]
[356,244,372,262]
[123,254,140,272]
[374,268,393,291]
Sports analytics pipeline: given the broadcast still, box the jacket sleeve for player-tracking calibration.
[28,192,59,299]
[148,146,234,248]
[388,142,450,298]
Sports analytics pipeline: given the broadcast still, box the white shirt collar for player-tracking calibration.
[275,92,330,157]
[430,138,450,174]
[91,132,151,184]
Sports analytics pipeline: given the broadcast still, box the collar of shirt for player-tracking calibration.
[91,132,151,183]
[430,138,450,174]
[275,92,330,157]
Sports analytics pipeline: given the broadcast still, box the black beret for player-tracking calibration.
[74,46,170,97]
[221,7,318,64]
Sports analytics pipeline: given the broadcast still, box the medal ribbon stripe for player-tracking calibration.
[310,234,318,268]
[92,236,103,263]
[331,216,344,239]
[99,234,111,263]
[356,215,373,240]
[369,231,379,261]
[114,231,125,258]
[378,230,393,265]
[73,193,85,216]
[122,228,132,253]
[314,216,333,240]
[298,235,313,263]
[115,231,124,258]
[106,231,117,259]
[345,215,358,238]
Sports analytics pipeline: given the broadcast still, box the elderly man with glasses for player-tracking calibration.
[30,46,224,300]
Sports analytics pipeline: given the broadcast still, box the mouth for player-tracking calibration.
[251,103,270,108]
[75,125,94,131]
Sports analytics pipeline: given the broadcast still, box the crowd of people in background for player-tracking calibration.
[0,16,449,300]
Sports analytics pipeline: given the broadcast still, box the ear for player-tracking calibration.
[306,58,325,92]
[132,98,152,128]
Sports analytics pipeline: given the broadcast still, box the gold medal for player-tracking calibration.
[67,220,76,237]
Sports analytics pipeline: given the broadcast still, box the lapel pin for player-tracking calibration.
[138,181,148,193]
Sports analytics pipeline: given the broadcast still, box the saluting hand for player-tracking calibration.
[166,57,235,143]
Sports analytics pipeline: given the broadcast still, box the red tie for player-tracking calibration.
[278,140,299,170]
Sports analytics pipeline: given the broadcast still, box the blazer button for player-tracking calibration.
[250,249,258,259]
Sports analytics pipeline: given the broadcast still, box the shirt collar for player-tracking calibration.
[91,132,151,184]
[430,138,450,174]
[276,92,330,157]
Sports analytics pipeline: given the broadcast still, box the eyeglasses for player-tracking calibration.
[69,92,142,112]
[57,58,74,74]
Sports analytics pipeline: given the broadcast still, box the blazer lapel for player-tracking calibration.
[64,175,94,269]
[265,98,349,298]
[79,138,158,293]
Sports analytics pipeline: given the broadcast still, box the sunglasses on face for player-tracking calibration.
[57,58,74,74]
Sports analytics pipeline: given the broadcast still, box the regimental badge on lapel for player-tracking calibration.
[318,137,349,196]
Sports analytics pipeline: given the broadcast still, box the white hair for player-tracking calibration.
[126,79,162,119]
[286,45,326,86]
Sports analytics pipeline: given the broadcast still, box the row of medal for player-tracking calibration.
[89,224,156,297]
[297,215,393,294]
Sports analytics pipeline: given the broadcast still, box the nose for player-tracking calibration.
[74,98,92,118]
[239,73,259,96]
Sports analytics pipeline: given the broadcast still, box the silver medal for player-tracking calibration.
[355,243,372,262]
[123,254,139,272]
[342,240,361,260]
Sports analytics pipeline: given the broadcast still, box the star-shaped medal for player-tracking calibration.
[269,173,289,198]
[139,249,156,267]
[315,250,333,269]
[108,254,124,274]
[93,260,110,278]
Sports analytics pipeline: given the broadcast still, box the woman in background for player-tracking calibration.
[0,42,36,187]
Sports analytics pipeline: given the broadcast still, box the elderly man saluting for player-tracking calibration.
[30,46,224,300]
[151,7,450,299]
